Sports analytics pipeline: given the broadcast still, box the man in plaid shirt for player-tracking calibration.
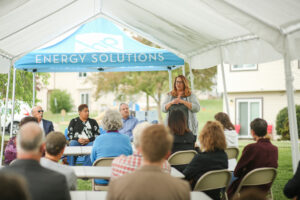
[111,122,171,179]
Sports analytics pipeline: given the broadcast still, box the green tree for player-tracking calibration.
[0,68,49,107]
[50,89,73,113]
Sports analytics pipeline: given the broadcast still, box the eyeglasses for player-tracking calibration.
[176,81,183,84]
[38,110,44,113]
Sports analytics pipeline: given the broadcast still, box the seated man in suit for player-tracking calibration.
[107,124,190,200]
[31,106,54,135]
[40,131,77,190]
[227,118,278,199]
[1,122,70,200]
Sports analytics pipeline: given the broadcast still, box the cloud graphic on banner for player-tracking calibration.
[75,33,124,52]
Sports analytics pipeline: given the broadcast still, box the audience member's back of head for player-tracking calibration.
[45,131,66,156]
[102,109,123,131]
[214,112,235,131]
[168,110,190,135]
[250,118,268,137]
[140,124,173,162]
[132,122,151,148]
[17,122,44,154]
[199,121,227,152]
[0,172,30,200]
[19,116,38,127]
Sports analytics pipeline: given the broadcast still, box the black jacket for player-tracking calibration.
[183,150,228,200]
[284,161,300,199]
[1,159,70,200]
[171,131,196,154]
[67,117,99,142]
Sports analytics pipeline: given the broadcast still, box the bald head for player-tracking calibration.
[17,122,44,155]
[31,106,44,122]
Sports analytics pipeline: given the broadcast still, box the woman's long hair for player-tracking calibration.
[199,121,227,152]
[168,110,190,136]
[170,75,192,97]
[214,112,235,130]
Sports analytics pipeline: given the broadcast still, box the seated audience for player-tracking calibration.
[107,124,190,200]
[1,122,70,200]
[215,112,238,147]
[283,160,300,199]
[67,104,99,166]
[118,103,138,141]
[183,121,228,200]
[227,118,278,199]
[40,131,77,190]
[111,122,171,179]
[91,109,133,184]
[4,116,38,165]
[168,109,196,153]
[0,172,30,200]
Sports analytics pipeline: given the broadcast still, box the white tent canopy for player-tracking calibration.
[1,0,300,170]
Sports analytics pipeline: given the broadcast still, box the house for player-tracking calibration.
[217,60,300,138]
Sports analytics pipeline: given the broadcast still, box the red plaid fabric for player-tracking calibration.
[111,151,171,179]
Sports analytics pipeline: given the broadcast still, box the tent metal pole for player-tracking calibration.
[188,59,194,90]
[220,48,230,116]
[9,68,16,138]
[221,63,230,116]
[168,70,172,91]
[182,65,185,76]
[33,72,36,106]
[284,53,300,173]
[0,67,11,166]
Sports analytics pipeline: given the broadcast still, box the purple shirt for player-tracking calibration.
[4,136,17,165]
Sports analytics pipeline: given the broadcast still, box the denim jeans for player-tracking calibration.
[68,140,93,166]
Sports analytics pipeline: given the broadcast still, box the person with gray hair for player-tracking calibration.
[40,131,77,190]
[111,122,171,179]
[1,122,70,200]
[90,109,133,185]
[118,103,138,141]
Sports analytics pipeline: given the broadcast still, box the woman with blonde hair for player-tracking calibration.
[162,75,200,136]
[215,112,238,147]
[183,121,228,200]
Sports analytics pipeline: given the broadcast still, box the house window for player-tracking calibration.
[236,98,262,138]
[231,64,258,71]
[80,93,89,106]
[78,72,87,77]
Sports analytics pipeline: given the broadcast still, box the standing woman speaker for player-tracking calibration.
[162,75,200,136]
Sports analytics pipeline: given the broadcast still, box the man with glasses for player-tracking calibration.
[31,106,54,136]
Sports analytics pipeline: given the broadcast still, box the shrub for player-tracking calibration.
[50,90,73,113]
[276,105,300,140]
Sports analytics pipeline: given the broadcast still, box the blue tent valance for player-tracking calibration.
[15,18,184,72]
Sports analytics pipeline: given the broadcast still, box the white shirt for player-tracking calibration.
[39,120,45,135]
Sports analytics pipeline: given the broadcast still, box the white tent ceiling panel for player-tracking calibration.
[227,0,300,30]
[0,0,74,39]
[102,0,253,58]
[0,0,99,60]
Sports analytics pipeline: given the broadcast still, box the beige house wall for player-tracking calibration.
[225,91,300,138]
